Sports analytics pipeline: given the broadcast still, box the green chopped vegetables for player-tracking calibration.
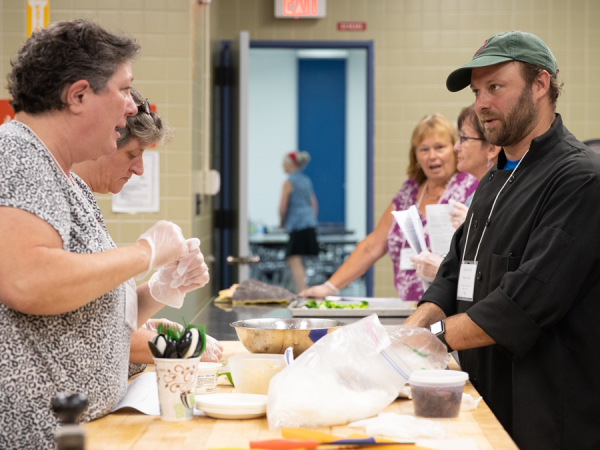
[305,299,369,309]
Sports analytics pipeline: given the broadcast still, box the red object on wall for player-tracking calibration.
[0,100,15,123]
[337,21,367,31]
[282,0,320,17]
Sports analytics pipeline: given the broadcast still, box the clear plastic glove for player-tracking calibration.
[298,281,338,299]
[410,251,443,283]
[149,238,210,308]
[201,334,224,362]
[144,318,184,332]
[136,220,188,280]
[449,199,469,229]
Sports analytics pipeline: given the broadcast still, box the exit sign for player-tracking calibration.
[275,0,326,18]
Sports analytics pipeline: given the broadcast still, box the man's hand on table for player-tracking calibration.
[403,302,496,352]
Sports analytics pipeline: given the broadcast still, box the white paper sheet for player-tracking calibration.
[400,247,417,271]
[112,372,161,415]
[392,205,427,254]
[415,439,479,450]
[425,204,455,256]
[112,151,160,213]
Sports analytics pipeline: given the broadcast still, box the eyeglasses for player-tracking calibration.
[459,135,485,144]
[137,98,151,115]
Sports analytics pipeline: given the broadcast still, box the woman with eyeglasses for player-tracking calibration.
[411,105,501,283]
[0,21,205,449]
[300,114,478,302]
[71,87,221,373]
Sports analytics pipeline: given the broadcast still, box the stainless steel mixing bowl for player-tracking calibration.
[230,318,346,358]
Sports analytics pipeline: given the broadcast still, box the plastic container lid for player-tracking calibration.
[408,370,469,387]
[196,394,268,419]
[228,353,286,368]
[196,362,222,373]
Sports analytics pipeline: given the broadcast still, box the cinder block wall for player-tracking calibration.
[210,0,600,297]
[0,0,214,321]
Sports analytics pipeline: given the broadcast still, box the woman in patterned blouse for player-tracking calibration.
[300,114,478,301]
[0,20,205,450]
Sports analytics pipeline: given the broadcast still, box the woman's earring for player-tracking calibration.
[487,158,491,168]
[417,162,421,168]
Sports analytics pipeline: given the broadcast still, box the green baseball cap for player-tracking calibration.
[446,31,557,92]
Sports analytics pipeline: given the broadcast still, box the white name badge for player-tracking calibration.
[457,261,477,302]
[400,247,417,271]
[125,279,138,331]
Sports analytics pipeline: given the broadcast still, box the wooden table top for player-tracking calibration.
[82,341,517,450]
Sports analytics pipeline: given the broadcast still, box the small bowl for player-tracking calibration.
[230,318,345,358]
[227,354,286,395]
[408,370,469,418]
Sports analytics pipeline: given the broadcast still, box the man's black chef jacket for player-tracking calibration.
[420,115,600,450]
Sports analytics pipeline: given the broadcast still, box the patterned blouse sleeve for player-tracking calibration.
[0,128,71,247]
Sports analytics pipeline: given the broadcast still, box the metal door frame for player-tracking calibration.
[250,40,375,296]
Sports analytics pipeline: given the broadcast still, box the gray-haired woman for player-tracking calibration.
[0,20,201,449]
[72,88,220,367]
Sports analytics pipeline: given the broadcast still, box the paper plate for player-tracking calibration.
[196,393,268,420]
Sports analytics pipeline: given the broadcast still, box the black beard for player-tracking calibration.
[479,85,536,148]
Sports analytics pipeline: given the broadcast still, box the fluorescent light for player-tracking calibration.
[296,49,349,59]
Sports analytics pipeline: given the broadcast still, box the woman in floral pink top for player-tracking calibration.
[300,114,478,301]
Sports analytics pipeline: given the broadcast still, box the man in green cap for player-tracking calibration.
[404,31,600,450]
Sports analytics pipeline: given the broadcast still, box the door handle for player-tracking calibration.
[226,255,260,265]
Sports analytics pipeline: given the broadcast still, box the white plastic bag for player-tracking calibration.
[267,314,415,429]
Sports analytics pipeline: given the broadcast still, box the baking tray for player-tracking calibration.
[288,296,417,317]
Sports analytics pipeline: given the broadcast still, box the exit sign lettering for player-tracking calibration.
[275,0,326,18]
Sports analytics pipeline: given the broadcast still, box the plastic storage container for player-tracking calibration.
[227,354,286,395]
[408,370,469,418]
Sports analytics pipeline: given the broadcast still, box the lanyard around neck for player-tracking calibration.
[461,150,529,263]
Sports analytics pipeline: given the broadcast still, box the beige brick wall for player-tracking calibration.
[3,0,600,300]
[0,0,214,321]
[210,0,600,297]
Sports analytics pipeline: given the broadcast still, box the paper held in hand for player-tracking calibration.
[425,204,455,256]
[391,205,427,254]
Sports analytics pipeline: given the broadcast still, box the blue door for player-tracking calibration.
[298,59,346,226]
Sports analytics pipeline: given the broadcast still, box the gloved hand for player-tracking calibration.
[449,199,469,229]
[149,238,210,308]
[144,318,184,333]
[201,335,224,362]
[298,281,339,299]
[136,221,188,280]
[411,251,444,283]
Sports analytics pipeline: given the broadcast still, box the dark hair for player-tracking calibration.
[457,104,485,140]
[117,88,171,149]
[8,19,140,114]
[407,114,458,185]
[520,62,563,110]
